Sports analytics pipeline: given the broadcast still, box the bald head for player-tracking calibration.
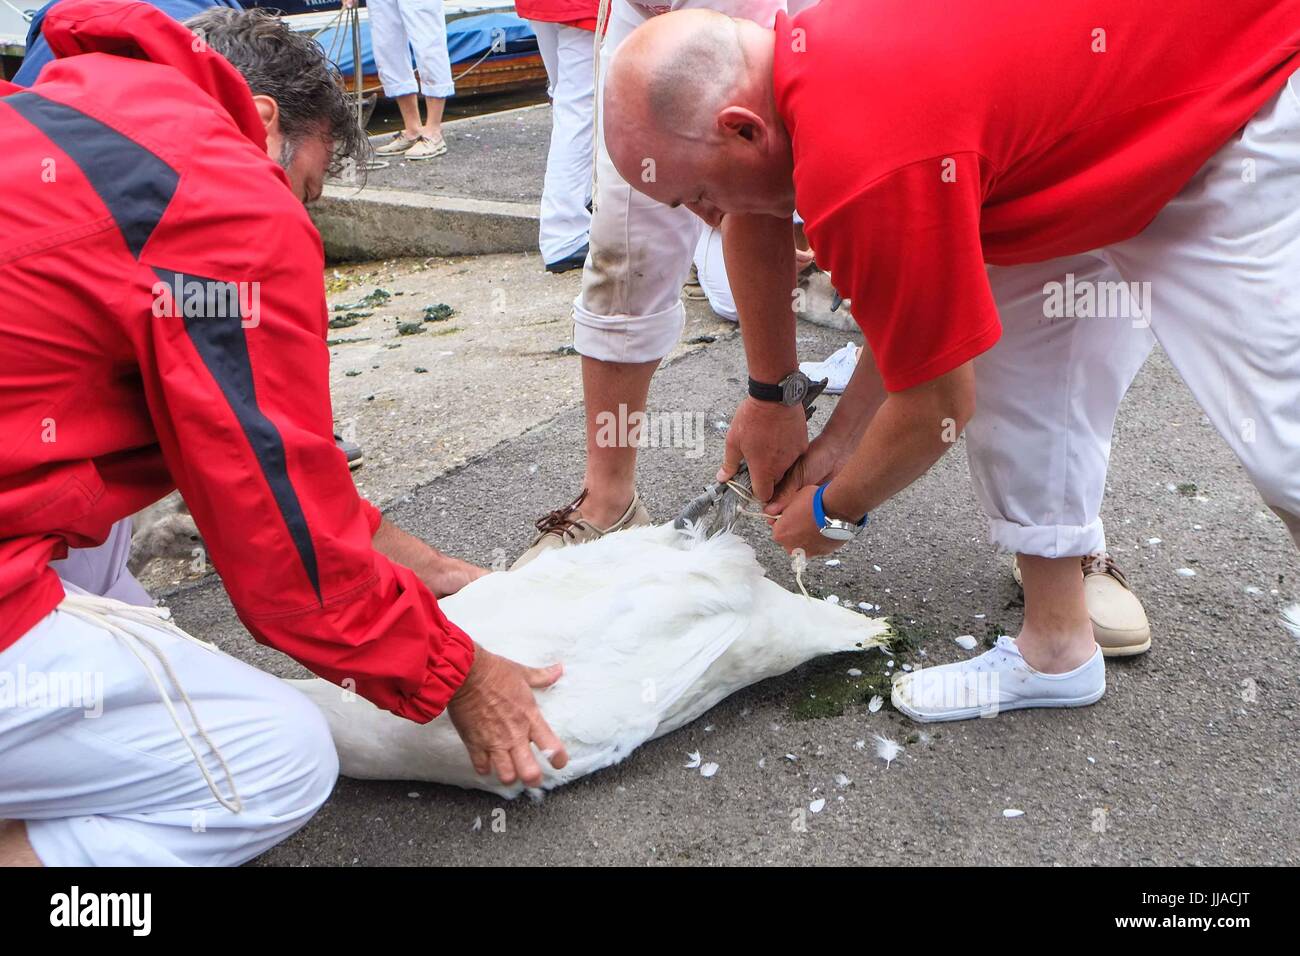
[603,9,795,224]
[608,11,745,145]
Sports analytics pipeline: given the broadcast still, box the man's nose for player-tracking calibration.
[684,200,724,228]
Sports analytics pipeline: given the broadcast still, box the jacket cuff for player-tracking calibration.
[392,617,476,723]
[360,498,384,536]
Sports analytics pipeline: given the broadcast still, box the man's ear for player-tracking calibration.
[716,106,766,145]
[251,93,280,135]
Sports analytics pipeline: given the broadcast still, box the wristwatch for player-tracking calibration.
[813,483,868,541]
[748,370,812,407]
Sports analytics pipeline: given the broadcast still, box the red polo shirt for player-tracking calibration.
[774,0,1300,391]
[515,0,600,31]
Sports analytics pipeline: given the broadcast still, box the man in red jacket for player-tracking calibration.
[0,0,566,866]
[602,1,1300,721]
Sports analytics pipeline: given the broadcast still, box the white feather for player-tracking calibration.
[290,523,889,798]
[1281,604,1300,643]
[873,733,903,767]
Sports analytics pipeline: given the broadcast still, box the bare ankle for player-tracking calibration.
[1015,626,1096,674]
[578,486,634,528]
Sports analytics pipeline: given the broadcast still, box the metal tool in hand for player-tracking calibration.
[674,376,829,533]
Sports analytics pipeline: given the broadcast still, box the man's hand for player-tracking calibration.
[447,647,568,789]
[771,484,845,558]
[717,396,809,502]
[765,431,853,515]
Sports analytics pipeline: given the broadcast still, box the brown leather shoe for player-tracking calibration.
[1011,553,1151,657]
[511,490,652,570]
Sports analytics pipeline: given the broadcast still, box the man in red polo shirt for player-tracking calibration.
[602,0,1300,721]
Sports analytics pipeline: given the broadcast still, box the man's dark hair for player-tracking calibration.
[186,7,365,175]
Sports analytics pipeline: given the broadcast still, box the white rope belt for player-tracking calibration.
[57,593,244,814]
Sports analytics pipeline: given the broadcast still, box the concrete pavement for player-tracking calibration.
[164,323,1300,866]
[310,106,550,260]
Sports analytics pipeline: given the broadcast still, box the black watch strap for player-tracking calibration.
[747,376,786,403]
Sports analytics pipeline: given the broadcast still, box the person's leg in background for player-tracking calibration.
[529,19,596,271]
[692,226,739,322]
[369,0,437,157]
[513,0,703,566]
[402,0,455,157]
[0,526,338,866]
[893,253,1156,722]
[1104,71,1300,553]
[369,0,423,154]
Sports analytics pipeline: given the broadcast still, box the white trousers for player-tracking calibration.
[530,21,595,264]
[573,0,705,362]
[0,521,338,866]
[369,0,455,100]
[967,73,1300,557]
[693,226,739,322]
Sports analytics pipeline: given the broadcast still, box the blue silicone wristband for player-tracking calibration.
[815,483,867,529]
[813,483,830,528]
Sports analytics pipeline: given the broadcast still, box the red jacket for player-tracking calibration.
[0,0,474,722]
[515,0,600,30]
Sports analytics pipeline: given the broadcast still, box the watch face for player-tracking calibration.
[782,374,808,406]
[819,524,855,542]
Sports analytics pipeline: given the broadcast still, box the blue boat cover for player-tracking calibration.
[315,11,538,80]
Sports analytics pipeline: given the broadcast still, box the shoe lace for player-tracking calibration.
[972,636,1018,671]
[1083,552,1130,589]
[534,489,589,538]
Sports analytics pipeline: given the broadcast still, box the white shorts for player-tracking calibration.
[573,0,705,363]
[369,0,455,100]
[967,73,1300,557]
[0,521,338,866]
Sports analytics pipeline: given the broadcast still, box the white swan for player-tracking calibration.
[290,522,890,798]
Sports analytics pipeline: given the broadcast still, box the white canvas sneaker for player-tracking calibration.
[799,342,860,394]
[891,636,1105,723]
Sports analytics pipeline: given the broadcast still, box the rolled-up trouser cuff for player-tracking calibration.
[572,295,685,364]
[987,517,1106,559]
